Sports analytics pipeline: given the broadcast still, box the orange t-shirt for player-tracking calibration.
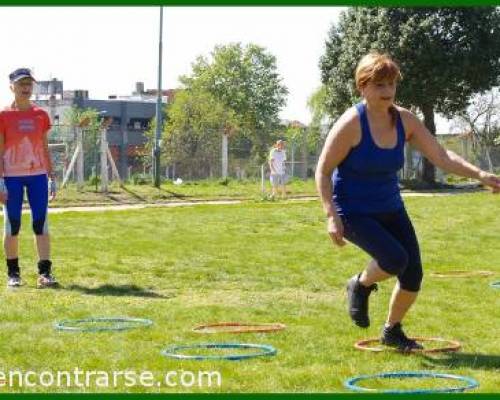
[0,104,51,177]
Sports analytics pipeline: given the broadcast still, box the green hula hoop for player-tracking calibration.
[54,317,153,332]
[344,371,479,394]
[490,281,500,289]
[160,343,277,361]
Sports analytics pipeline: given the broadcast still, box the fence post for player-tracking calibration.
[100,126,109,192]
[76,126,84,189]
[261,163,265,196]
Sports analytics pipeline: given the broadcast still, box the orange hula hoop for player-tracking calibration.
[192,322,286,334]
[354,337,461,353]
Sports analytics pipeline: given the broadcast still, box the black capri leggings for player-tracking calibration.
[341,207,423,292]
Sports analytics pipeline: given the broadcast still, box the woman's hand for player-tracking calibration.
[479,171,500,193]
[327,215,346,247]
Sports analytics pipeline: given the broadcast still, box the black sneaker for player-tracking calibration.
[381,322,424,352]
[346,273,378,328]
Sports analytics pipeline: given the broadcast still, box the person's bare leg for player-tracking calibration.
[359,259,392,286]
[380,282,422,351]
[386,282,418,326]
[35,233,50,261]
[4,235,18,259]
[281,184,287,199]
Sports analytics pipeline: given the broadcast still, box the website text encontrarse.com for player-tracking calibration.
[0,369,222,389]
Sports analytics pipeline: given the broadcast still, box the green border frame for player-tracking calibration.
[2,1,500,6]
[0,393,499,398]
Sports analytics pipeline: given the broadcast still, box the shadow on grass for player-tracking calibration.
[65,284,173,299]
[399,180,484,193]
[420,352,500,371]
[122,186,188,201]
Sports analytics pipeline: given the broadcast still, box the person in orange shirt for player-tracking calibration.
[0,68,57,288]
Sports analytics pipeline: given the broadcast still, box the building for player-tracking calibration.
[34,79,174,179]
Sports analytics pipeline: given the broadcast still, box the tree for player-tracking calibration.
[451,88,500,172]
[307,85,331,156]
[320,7,500,184]
[160,88,239,179]
[307,85,330,129]
[180,42,288,166]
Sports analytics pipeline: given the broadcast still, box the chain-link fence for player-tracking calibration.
[399,135,500,183]
[49,124,122,184]
[52,122,498,185]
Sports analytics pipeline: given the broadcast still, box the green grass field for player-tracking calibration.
[52,178,318,207]
[0,193,498,393]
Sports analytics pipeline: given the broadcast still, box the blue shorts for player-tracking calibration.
[270,173,287,186]
[341,207,423,292]
[3,174,49,236]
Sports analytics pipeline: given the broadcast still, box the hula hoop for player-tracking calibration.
[160,343,277,361]
[192,322,286,334]
[430,270,493,278]
[54,317,153,332]
[344,371,479,393]
[490,281,500,288]
[354,337,461,353]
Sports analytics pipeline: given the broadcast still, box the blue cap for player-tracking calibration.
[9,68,36,83]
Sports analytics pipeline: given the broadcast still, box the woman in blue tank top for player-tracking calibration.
[316,52,500,351]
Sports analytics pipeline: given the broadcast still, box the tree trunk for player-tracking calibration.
[403,142,413,179]
[76,126,84,189]
[420,104,436,185]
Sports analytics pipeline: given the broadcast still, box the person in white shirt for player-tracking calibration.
[268,140,287,199]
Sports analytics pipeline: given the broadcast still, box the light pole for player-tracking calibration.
[153,6,164,188]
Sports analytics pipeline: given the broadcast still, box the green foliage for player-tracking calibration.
[162,88,239,178]
[130,173,150,185]
[388,8,500,116]
[307,85,329,128]
[179,42,288,162]
[320,7,500,119]
[319,7,500,182]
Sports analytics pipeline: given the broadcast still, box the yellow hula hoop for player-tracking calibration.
[430,270,494,278]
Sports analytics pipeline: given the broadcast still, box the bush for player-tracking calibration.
[131,173,150,185]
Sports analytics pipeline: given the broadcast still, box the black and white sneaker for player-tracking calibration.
[381,322,423,352]
[7,274,22,287]
[346,273,378,328]
[37,273,59,289]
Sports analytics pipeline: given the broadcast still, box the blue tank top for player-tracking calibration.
[332,102,405,215]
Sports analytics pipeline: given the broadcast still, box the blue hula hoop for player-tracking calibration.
[160,343,277,361]
[344,371,479,394]
[54,317,153,332]
[490,281,500,289]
